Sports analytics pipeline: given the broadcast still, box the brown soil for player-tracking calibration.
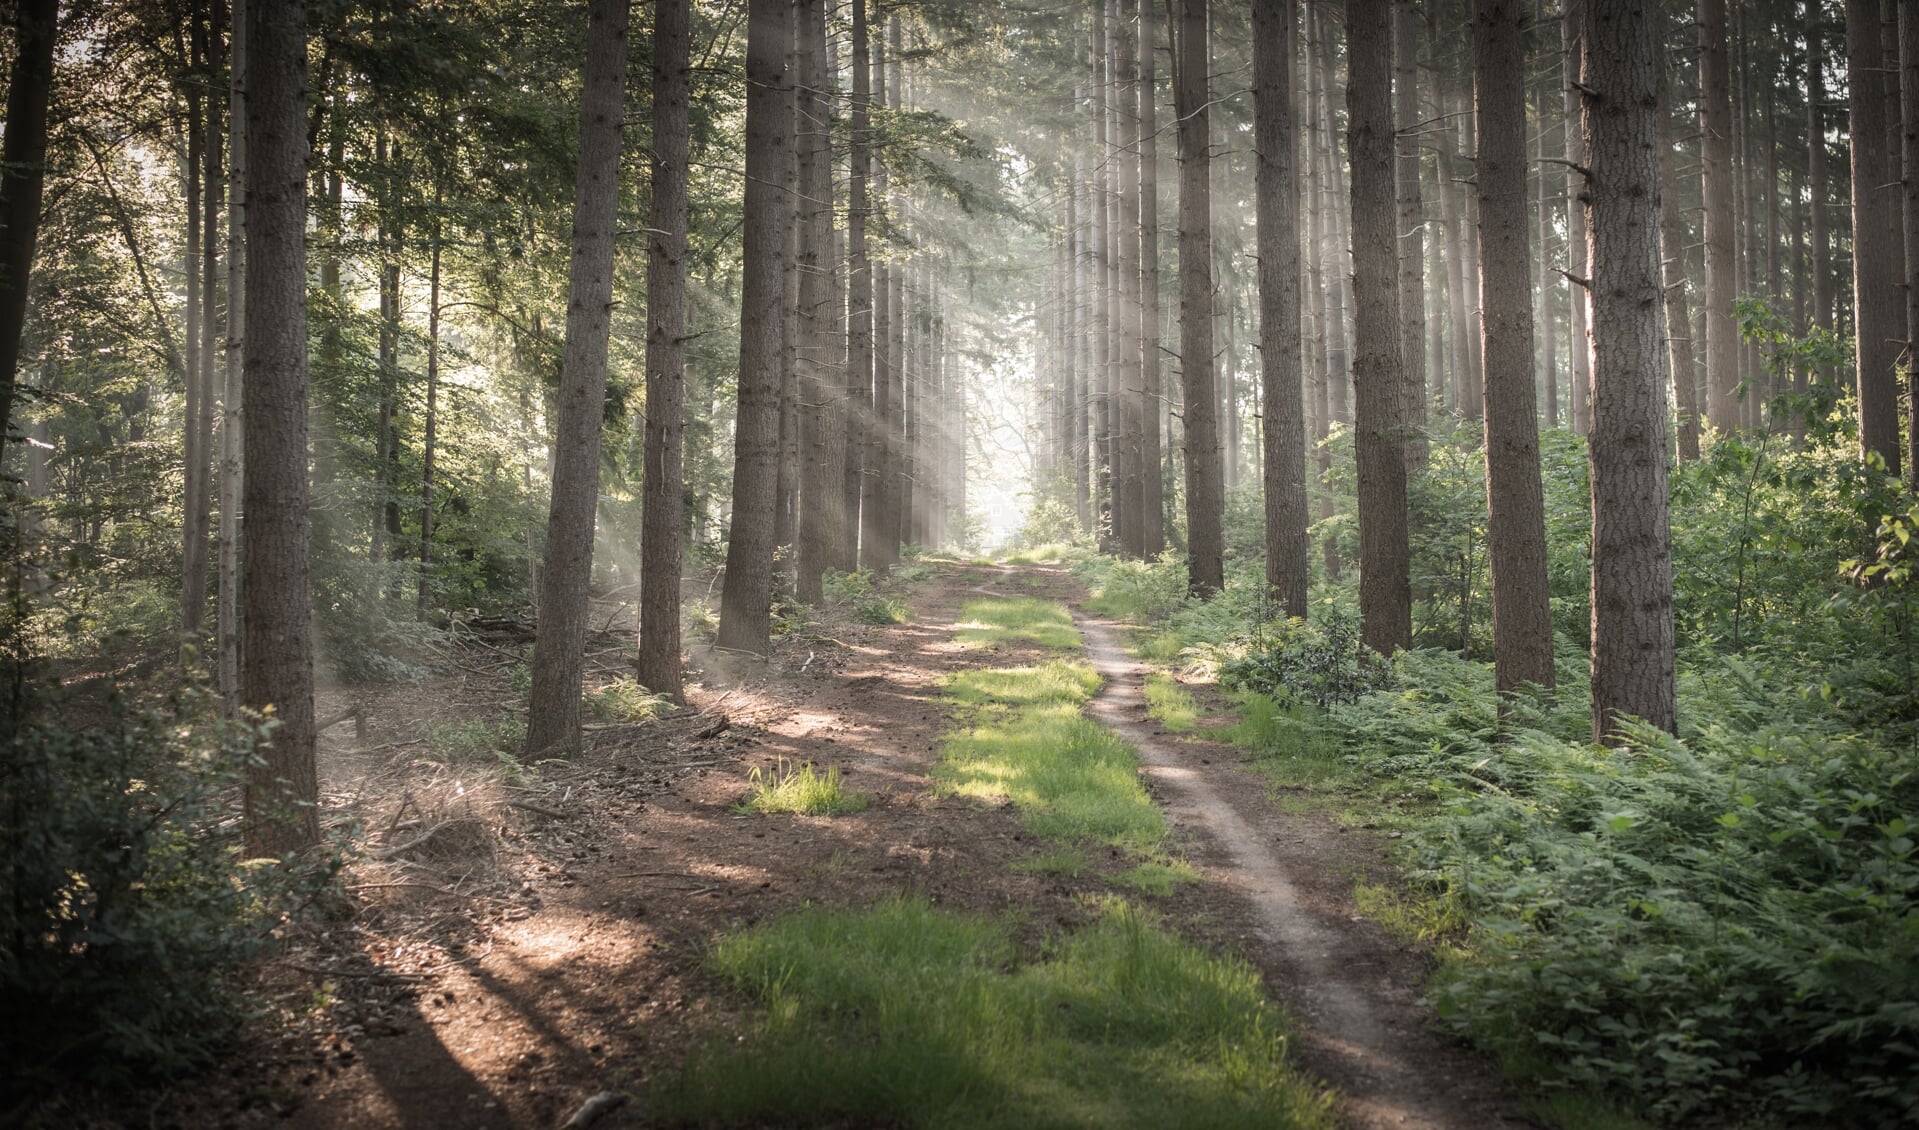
[94,562,1523,1130]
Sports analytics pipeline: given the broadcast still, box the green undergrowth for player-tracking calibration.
[1143,673,1199,733]
[1071,537,1919,1125]
[654,897,1332,1129]
[737,758,867,816]
[956,595,1082,650]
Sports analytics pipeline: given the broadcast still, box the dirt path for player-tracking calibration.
[1071,602,1526,1130]
[134,562,1527,1130]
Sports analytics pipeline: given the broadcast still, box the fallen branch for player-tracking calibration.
[370,817,487,860]
[507,799,566,819]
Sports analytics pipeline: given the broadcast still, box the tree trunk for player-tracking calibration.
[1306,1,1338,582]
[1473,0,1554,694]
[1092,10,1115,554]
[1138,0,1164,556]
[843,0,871,571]
[639,0,690,699]
[1433,10,1471,419]
[1807,0,1833,392]
[1349,0,1411,653]
[182,48,208,639]
[525,0,632,756]
[242,0,317,856]
[1255,0,1307,618]
[1114,0,1145,560]
[220,0,245,710]
[1395,0,1426,463]
[1697,0,1737,434]
[416,186,443,619]
[1317,12,1352,427]
[717,0,791,653]
[0,0,56,470]
[1564,0,1592,435]
[1658,41,1702,464]
[795,0,837,602]
[1582,0,1676,739]
[1850,0,1903,475]
[1901,0,1919,484]
[1174,0,1223,596]
[1536,36,1560,429]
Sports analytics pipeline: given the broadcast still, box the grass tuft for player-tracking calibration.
[940,659,1164,851]
[654,898,1332,1129]
[736,759,867,816]
[956,596,1082,650]
[1143,673,1200,733]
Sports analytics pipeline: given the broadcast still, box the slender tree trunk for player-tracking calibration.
[1092,10,1115,554]
[1697,0,1737,434]
[372,129,398,568]
[1564,0,1592,435]
[880,16,906,563]
[219,0,245,710]
[1582,0,1676,739]
[1256,0,1306,617]
[1659,37,1702,464]
[773,27,801,557]
[1115,0,1145,559]
[416,187,443,619]
[1433,11,1471,419]
[242,0,317,856]
[717,0,792,653]
[1350,0,1411,653]
[1138,0,1164,556]
[1395,0,1426,462]
[1307,1,1338,581]
[639,0,690,698]
[182,50,208,639]
[1902,0,1919,484]
[862,23,892,573]
[525,0,632,756]
[1850,0,1904,475]
[0,0,56,469]
[1318,12,1352,427]
[1175,0,1223,595]
[795,0,836,602]
[1474,0,1553,694]
[843,0,871,571]
[1808,0,1833,391]
[196,20,222,633]
[1536,41,1560,429]
[1457,70,1485,421]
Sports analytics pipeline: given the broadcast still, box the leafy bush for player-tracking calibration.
[738,759,867,816]
[852,596,908,625]
[822,567,875,604]
[0,687,336,1093]
[1219,607,1390,709]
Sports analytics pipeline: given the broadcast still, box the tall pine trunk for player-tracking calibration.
[1395,0,1426,462]
[1698,0,1737,434]
[0,0,56,469]
[1563,0,1592,435]
[1657,18,1701,463]
[219,0,245,710]
[1849,0,1903,475]
[795,0,837,603]
[1255,0,1306,618]
[717,0,792,653]
[526,0,632,756]
[1174,0,1223,596]
[242,0,317,856]
[1583,0,1676,739]
[1474,0,1554,694]
[1138,0,1164,555]
[843,0,871,571]
[1349,0,1411,653]
[639,0,689,698]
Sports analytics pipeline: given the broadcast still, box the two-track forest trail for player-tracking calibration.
[181,561,1519,1130]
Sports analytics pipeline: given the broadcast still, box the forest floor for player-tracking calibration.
[135,561,1527,1130]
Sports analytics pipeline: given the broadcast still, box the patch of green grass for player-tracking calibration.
[1013,846,1089,878]
[955,596,1082,650]
[940,660,1164,851]
[1519,1092,1659,1130]
[1144,673,1199,733]
[1350,880,1466,952]
[654,898,1332,1129]
[736,759,867,816]
[1113,857,1200,896]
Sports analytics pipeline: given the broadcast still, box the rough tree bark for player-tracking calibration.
[1138,0,1164,556]
[1395,0,1426,463]
[1698,0,1738,434]
[1849,0,1903,475]
[1901,0,1919,484]
[242,0,318,856]
[794,0,837,603]
[1174,0,1223,596]
[717,0,792,653]
[1349,0,1412,653]
[1114,0,1145,560]
[0,0,56,468]
[843,0,871,571]
[1582,0,1676,739]
[1656,14,1701,463]
[638,0,690,699]
[525,0,632,756]
[1474,0,1554,694]
[1255,0,1306,619]
[1564,0,1592,435]
[219,0,245,710]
